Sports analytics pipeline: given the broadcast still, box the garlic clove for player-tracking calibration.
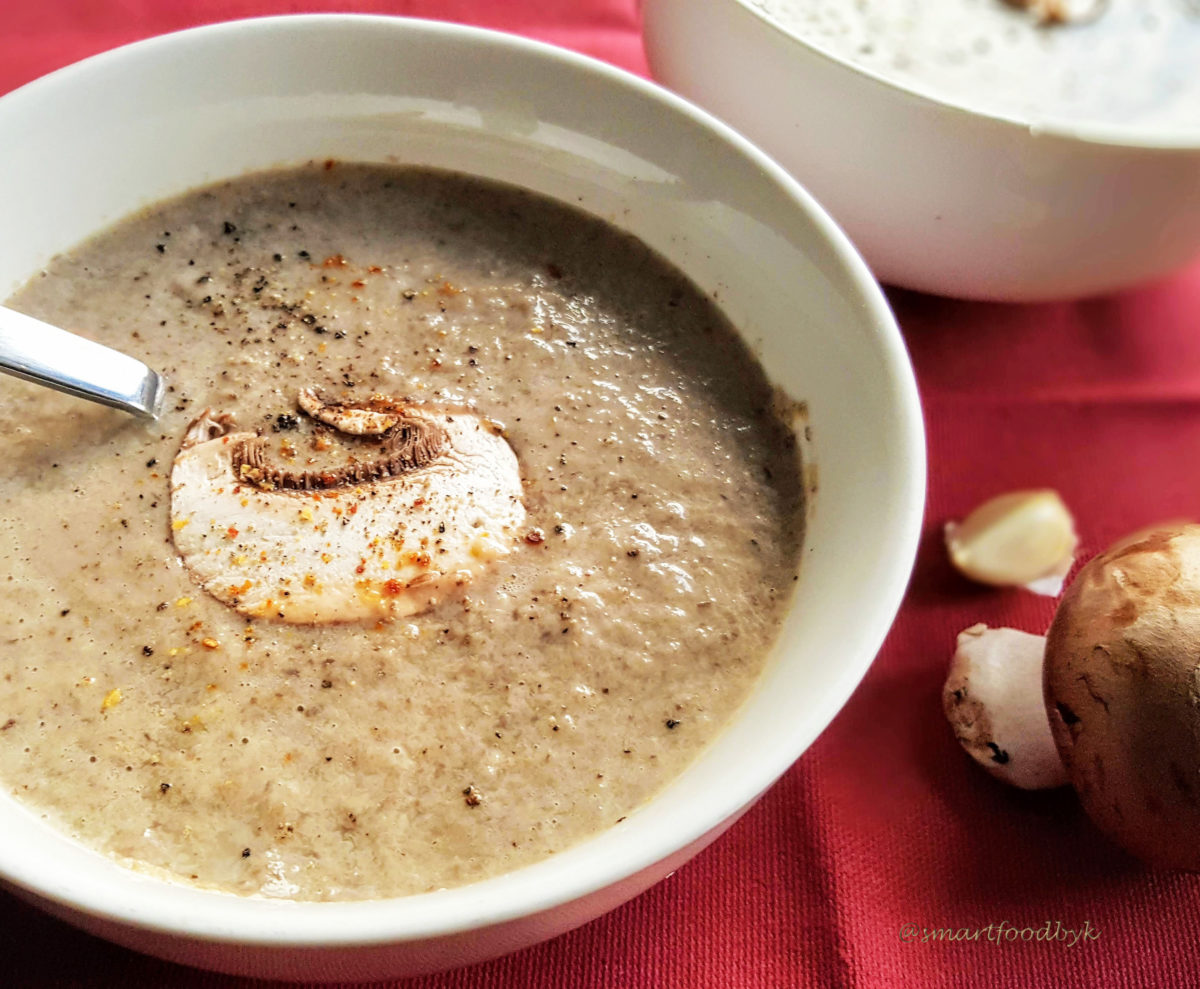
[945,489,1077,591]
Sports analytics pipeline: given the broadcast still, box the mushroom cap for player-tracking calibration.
[1044,522,1200,870]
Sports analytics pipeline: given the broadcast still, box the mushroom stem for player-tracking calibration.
[944,624,1068,790]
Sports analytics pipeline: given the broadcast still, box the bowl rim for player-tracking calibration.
[0,12,925,948]
[730,0,1200,151]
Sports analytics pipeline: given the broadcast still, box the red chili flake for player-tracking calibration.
[351,279,366,288]
[323,158,336,171]
[323,254,347,268]
[382,579,404,597]
[368,265,383,274]
[524,529,545,545]
[225,526,239,540]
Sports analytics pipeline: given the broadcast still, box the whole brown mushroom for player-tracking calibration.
[1044,522,1200,871]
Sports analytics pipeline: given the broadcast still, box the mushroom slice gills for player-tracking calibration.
[170,396,525,623]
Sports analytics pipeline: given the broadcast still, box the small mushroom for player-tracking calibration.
[944,624,1068,790]
[1044,522,1200,870]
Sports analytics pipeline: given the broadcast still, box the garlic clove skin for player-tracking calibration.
[946,489,1077,591]
[943,624,1068,790]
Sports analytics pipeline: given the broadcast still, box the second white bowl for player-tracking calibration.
[644,0,1200,302]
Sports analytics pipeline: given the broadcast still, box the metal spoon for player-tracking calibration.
[0,305,164,419]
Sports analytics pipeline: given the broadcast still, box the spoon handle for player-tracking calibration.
[0,306,164,419]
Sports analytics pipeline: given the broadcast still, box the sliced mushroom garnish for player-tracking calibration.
[169,391,525,624]
[1000,0,1109,26]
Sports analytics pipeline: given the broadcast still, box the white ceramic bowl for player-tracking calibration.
[0,15,924,981]
[643,0,1200,302]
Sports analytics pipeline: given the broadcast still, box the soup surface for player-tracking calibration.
[0,163,803,901]
[754,0,1200,132]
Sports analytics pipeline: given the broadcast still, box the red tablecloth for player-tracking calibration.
[5,2,1200,986]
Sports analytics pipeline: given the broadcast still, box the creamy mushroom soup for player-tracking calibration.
[0,164,804,901]
[753,0,1200,132]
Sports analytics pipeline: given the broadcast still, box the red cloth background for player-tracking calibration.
[5,2,1200,986]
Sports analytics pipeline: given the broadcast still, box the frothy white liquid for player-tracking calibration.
[751,0,1200,134]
